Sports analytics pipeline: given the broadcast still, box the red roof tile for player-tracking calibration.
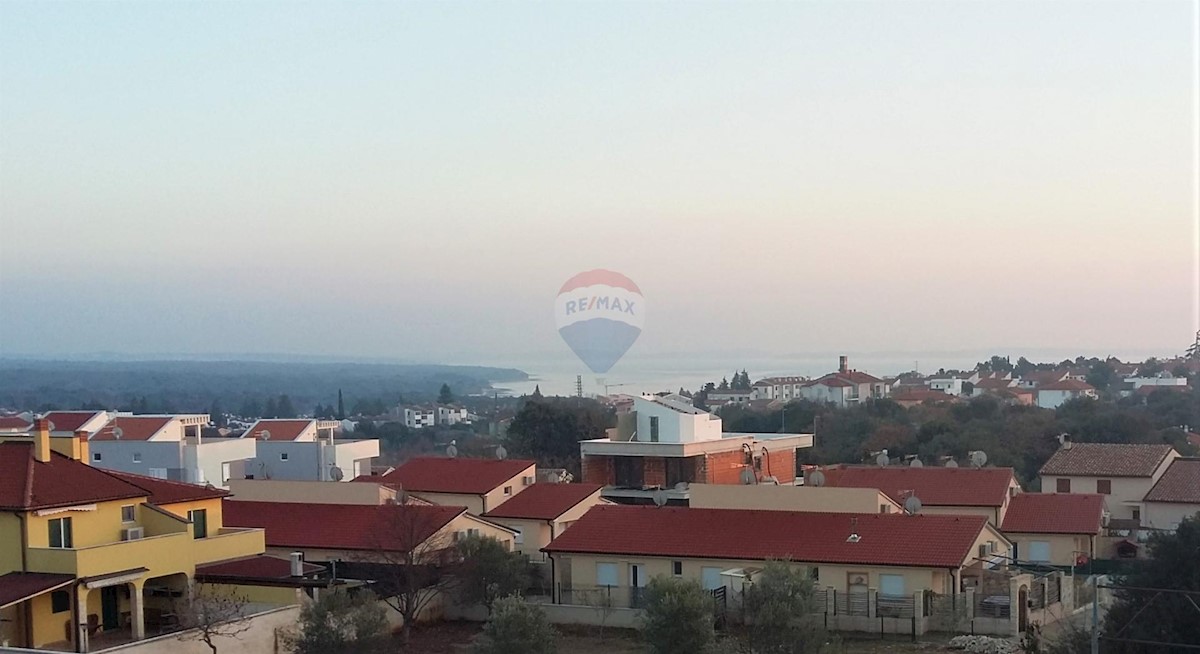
[42,411,106,433]
[90,417,172,441]
[0,417,31,431]
[1038,379,1095,392]
[543,506,988,569]
[1000,493,1104,534]
[1020,371,1069,386]
[1143,458,1200,504]
[1039,444,1175,478]
[195,555,323,580]
[976,378,1016,390]
[484,483,602,520]
[384,457,536,495]
[836,371,883,385]
[890,389,955,402]
[1134,385,1190,396]
[819,465,1016,507]
[243,420,314,441]
[0,442,148,510]
[102,470,228,505]
[0,572,75,609]
[223,500,465,552]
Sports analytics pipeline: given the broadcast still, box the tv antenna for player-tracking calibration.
[904,494,923,515]
[329,465,344,482]
[969,450,988,468]
[651,489,668,507]
[446,440,458,458]
[495,445,508,460]
[809,470,826,487]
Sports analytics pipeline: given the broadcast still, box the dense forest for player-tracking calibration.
[0,359,527,415]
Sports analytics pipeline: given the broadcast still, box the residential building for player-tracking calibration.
[705,390,753,405]
[0,420,268,652]
[1038,442,1179,521]
[1140,458,1200,532]
[543,505,1010,607]
[687,484,903,514]
[436,406,470,426]
[750,377,808,402]
[371,456,538,515]
[889,389,957,408]
[0,416,33,433]
[815,465,1022,526]
[241,419,379,482]
[402,408,436,429]
[790,357,891,408]
[225,479,407,506]
[41,411,111,438]
[972,377,1018,397]
[1035,380,1097,409]
[579,395,813,504]
[482,483,607,562]
[87,415,255,489]
[1017,370,1070,390]
[999,493,1105,566]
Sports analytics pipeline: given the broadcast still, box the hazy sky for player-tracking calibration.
[1,1,1196,367]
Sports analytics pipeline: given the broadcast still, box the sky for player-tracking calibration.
[1,1,1197,372]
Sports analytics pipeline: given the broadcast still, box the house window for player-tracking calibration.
[93,452,102,462]
[596,563,619,587]
[222,462,232,483]
[672,561,683,576]
[1028,541,1052,563]
[512,527,524,545]
[649,417,660,442]
[880,504,891,514]
[503,486,513,496]
[188,509,207,539]
[49,517,72,549]
[51,591,70,613]
[280,453,289,461]
[880,574,905,597]
[1097,479,1111,494]
[121,505,136,523]
[132,453,142,463]
[701,567,722,590]
[1056,478,1071,493]
[1132,508,1141,522]
[148,468,167,479]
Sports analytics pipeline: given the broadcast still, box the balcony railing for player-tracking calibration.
[27,532,194,577]
[192,527,266,565]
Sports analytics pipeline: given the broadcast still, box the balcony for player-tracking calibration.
[27,532,194,578]
[192,527,266,565]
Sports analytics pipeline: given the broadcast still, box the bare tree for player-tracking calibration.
[173,584,253,654]
[357,503,462,644]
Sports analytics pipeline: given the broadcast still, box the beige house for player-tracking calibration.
[1141,458,1200,532]
[816,465,1021,525]
[228,478,406,505]
[365,456,537,515]
[482,483,607,562]
[999,493,1104,566]
[544,505,1009,607]
[1039,443,1178,522]
[688,484,902,514]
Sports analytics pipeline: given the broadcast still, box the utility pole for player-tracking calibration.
[1091,574,1099,654]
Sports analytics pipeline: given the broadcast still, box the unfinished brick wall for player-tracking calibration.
[765,447,797,483]
[643,457,666,487]
[705,449,751,485]
[581,455,614,485]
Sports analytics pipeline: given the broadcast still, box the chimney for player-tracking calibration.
[290,552,304,577]
[839,355,849,374]
[74,429,90,462]
[33,418,52,463]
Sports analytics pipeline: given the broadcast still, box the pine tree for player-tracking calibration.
[718,377,730,391]
[277,394,297,419]
[1187,330,1200,359]
[438,384,454,404]
[264,397,278,419]
[337,389,346,420]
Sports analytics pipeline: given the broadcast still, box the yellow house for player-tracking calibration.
[482,483,607,562]
[0,421,267,652]
[1000,493,1105,566]
[543,505,1009,608]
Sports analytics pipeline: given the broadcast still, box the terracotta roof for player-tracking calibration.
[0,442,148,510]
[223,500,464,552]
[976,378,1016,390]
[543,505,989,569]
[0,572,75,609]
[102,470,228,505]
[1021,371,1069,386]
[890,389,955,402]
[1134,385,1190,396]
[484,483,602,520]
[1038,379,1095,392]
[819,465,1016,507]
[42,411,106,433]
[1000,493,1104,534]
[836,371,883,385]
[1143,458,1200,504]
[90,417,172,441]
[1039,443,1175,478]
[0,417,31,431]
[242,419,314,441]
[384,457,536,495]
[813,377,852,388]
[195,555,323,580]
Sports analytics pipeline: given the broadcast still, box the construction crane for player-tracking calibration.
[602,381,632,395]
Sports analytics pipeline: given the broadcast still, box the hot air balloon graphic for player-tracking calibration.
[555,270,644,374]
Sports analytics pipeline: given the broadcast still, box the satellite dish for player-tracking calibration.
[446,442,458,458]
[875,451,889,467]
[329,466,344,481]
[112,427,124,440]
[674,481,689,491]
[740,468,757,485]
[496,445,508,460]
[970,451,988,468]
[904,495,923,515]
[809,470,826,487]
[909,457,923,468]
[651,489,668,507]
[46,420,56,432]
[945,459,959,468]
[261,429,271,441]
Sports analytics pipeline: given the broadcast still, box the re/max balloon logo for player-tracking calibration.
[554,269,644,375]
[562,296,637,316]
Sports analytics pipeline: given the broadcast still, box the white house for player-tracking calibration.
[241,419,379,482]
[437,405,470,426]
[403,407,436,429]
[1036,379,1097,409]
[750,377,808,401]
[1039,442,1179,522]
[87,414,256,488]
[1141,458,1200,532]
[1119,374,1188,398]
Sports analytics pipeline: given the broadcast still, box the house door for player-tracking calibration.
[101,586,120,630]
[630,564,647,608]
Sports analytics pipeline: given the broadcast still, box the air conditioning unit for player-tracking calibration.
[122,527,145,541]
[522,476,534,486]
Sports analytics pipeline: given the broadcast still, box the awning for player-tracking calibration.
[82,567,148,589]
[0,572,75,609]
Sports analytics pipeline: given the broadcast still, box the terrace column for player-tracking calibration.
[130,581,145,640]
[75,586,90,653]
